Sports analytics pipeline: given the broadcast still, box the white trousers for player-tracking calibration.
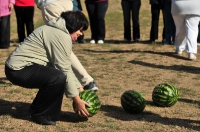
[41,0,93,86]
[173,15,200,54]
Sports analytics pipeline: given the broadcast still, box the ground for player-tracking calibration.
[0,0,200,131]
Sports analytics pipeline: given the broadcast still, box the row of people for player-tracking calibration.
[0,0,200,59]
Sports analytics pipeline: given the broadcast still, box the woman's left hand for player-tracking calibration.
[73,96,90,117]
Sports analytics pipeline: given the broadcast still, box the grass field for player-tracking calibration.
[0,0,200,132]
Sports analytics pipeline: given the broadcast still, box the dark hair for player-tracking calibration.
[60,11,89,34]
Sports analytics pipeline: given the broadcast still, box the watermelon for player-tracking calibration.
[121,90,146,114]
[73,90,101,117]
[152,83,178,107]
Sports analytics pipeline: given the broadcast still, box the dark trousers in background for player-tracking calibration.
[198,22,200,42]
[163,0,175,43]
[85,1,108,41]
[150,4,165,41]
[5,64,66,121]
[121,0,141,41]
[0,15,10,48]
[14,6,34,42]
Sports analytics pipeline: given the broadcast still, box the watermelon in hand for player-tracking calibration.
[121,90,146,114]
[152,83,178,107]
[73,90,101,117]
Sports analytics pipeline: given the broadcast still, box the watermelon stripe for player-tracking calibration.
[121,90,146,114]
[152,83,178,107]
[74,90,101,116]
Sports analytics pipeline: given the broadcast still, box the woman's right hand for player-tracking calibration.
[72,96,90,117]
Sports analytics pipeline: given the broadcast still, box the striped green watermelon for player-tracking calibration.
[73,90,101,117]
[152,83,178,107]
[121,90,146,114]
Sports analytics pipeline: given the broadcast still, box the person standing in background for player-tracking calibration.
[171,0,200,60]
[85,0,108,44]
[0,0,15,49]
[163,0,175,45]
[197,22,200,44]
[149,0,165,43]
[121,0,141,43]
[14,0,34,42]
[73,0,86,43]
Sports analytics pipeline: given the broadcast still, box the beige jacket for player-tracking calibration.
[5,17,82,98]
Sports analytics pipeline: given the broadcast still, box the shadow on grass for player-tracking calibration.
[0,99,88,123]
[0,99,31,121]
[100,104,200,131]
[178,98,200,108]
[84,49,188,60]
[60,111,88,123]
[128,60,200,74]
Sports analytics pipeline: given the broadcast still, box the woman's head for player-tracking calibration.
[60,11,89,34]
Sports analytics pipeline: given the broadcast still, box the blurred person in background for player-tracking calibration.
[85,0,108,44]
[0,0,15,49]
[121,0,141,43]
[172,0,200,60]
[73,0,86,43]
[14,0,35,42]
[149,0,165,43]
[163,0,175,45]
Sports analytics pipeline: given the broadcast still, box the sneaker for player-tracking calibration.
[175,50,183,55]
[123,38,131,43]
[84,82,99,92]
[90,40,95,44]
[97,40,104,44]
[134,38,140,43]
[188,53,196,60]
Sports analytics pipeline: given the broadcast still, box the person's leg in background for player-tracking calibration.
[121,0,131,42]
[14,6,26,42]
[24,6,34,37]
[0,15,10,48]
[85,2,98,43]
[163,0,175,45]
[185,15,200,60]
[150,4,160,42]
[96,1,108,44]
[173,15,186,54]
[131,0,141,42]
[73,0,86,43]
[197,22,200,43]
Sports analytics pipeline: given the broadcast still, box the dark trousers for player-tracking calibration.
[85,1,108,41]
[121,0,141,41]
[198,22,200,42]
[0,15,10,48]
[150,4,165,41]
[5,64,66,121]
[163,1,175,43]
[14,6,34,42]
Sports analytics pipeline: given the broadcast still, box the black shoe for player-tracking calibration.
[31,115,56,125]
[134,39,140,43]
[78,39,86,44]
[84,82,99,92]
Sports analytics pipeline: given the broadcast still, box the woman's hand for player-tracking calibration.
[72,96,90,117]
[9,3,14,11]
